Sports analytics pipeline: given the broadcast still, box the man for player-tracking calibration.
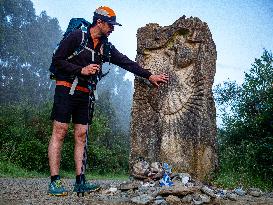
[48,6,169,196]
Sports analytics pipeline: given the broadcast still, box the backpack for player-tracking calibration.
[49,18,112,81]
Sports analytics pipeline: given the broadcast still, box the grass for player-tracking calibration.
[211,170,273,192]
[62,171,129,180]
[0,160,47,178]
[0,160,129,180]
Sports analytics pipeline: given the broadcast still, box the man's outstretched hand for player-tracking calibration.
[148,74,169,87]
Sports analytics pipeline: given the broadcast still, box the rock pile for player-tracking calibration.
[103,173,266,205]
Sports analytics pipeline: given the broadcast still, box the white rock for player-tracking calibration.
[131,194,154,205]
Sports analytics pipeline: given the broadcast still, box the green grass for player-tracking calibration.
[0,160,47,178]
[212,170,273,192]
[0,160,129,180]
[61,170,129,180]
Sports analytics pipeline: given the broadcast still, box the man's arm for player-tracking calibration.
[109,46,168,87]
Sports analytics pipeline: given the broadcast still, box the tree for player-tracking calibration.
[97,63,134,133]
[0,0,62,105]
[214,50,273,186]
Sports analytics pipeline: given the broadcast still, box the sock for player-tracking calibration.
[76,174,85,184]
[51,175,60,182]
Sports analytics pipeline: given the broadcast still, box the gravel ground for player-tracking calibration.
[0,178,131,205]
[1,178,273,205]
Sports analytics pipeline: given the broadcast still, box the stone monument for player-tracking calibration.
[130,16,217,180]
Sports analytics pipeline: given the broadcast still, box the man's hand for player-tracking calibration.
[148,73,169,87]
[81,64,101,76]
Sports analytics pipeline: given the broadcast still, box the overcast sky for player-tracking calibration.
[32,0,273,86]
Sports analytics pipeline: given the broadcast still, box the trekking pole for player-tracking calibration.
[77,82,96,197]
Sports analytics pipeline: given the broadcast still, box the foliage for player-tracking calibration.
[0,103,52,172]
[0,100,129,174]
[97,64,134,133]
[0,160,47,178]
[214,50,273,189]
[0,0,62,105]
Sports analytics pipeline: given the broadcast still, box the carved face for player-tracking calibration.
[144,35,203,117]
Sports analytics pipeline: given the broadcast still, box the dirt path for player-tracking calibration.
[0,178,130,205]
[1,178,273,205]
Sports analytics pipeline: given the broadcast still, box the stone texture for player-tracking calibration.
[157,185,199,196]
[130,194,154,205]
[119,180,140,191]
[201,186,217,198]
[165,195,181,205]
[130,16,217,180]
[248,188,263,197]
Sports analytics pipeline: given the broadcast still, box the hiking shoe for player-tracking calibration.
[48,179,68,196]
[73,182,101,193]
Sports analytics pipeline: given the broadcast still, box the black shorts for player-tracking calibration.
[50,86,90,125]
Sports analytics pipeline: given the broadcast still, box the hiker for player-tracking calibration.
[48,6,169,196]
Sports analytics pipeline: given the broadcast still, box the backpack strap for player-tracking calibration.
[66,26,113,82]
[67,26,89,60]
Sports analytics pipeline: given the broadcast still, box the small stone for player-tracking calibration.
[120,180,140,191]
[248,188,262,197]
[226,192,238,201]
[193,199,203,205]
[165,195,181,205]
[131,194,154,205]
[157,185,198,196]
[174,173,191,185]
[201,186,217,198]
[186,182,195,187]
[155,195,166,204]
[213,197,222,204]
[181,194,193,203]
[215,189,228,198]
[193,193,211,204]
[108,187,118,192]
[127,189,135,195]
[199,194,210,203]
[234,187,246,196]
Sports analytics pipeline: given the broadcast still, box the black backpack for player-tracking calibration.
[49,18,112,81]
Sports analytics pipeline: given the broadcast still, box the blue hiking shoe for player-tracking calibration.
[48,179,68,196]
[73,182,101,196]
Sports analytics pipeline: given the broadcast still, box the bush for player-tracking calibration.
[1,103,52,172]
[0,101,130,175]
[214,50,273,190]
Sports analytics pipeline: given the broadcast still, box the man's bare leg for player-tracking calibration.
[48,120,69,176]
[74,123,88,175]
[73,123,100,194]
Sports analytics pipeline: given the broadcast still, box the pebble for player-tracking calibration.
[155,195,165,204]
[248,188,262,197]
[165,195,181,205]
[130,194,154,205]
[234,187,246,196]
[226,192,238,201]
[181,194,193,203]
[193,193,211,204]
[201,186,217,198]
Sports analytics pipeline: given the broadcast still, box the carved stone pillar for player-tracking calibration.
[130,16,217,180]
